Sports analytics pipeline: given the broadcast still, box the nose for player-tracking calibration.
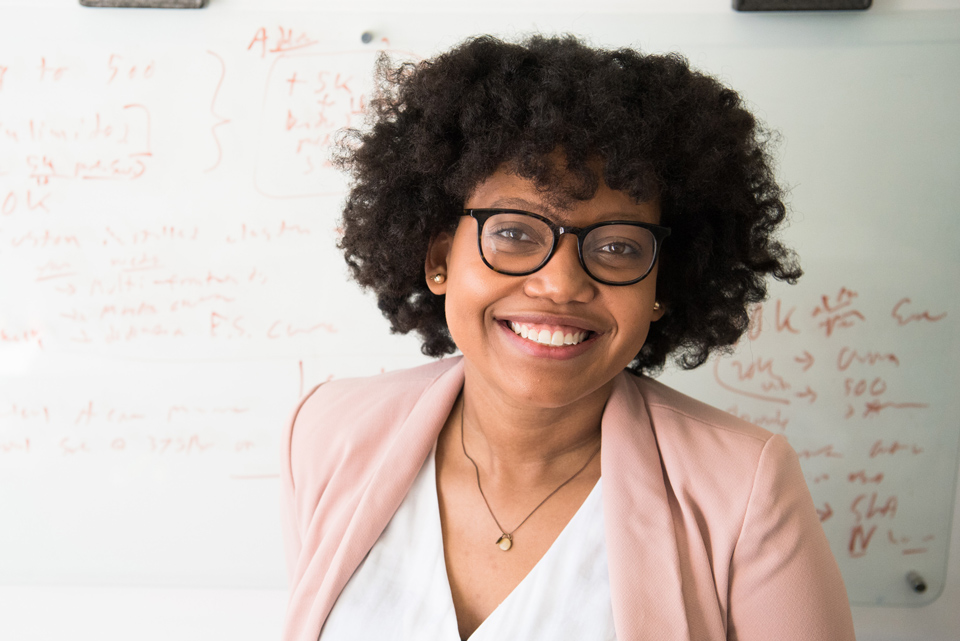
[522,234,596,304]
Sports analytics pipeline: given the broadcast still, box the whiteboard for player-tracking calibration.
[0,1,958,609]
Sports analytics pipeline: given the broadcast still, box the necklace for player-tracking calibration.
[459,398,601,552]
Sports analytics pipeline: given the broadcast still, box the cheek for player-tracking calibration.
[442,287,472,349]
[614,290,658,350]
[441,243,493,347]
[623,316,653,351]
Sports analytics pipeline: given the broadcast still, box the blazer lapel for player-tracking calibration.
[602,372,692,641]
[305,359,465,640]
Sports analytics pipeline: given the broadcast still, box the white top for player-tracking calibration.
[320,446,616,641]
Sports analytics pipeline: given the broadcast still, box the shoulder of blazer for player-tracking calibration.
[287,358,460,488]
[625,372,790,531]
[629,373,774,445]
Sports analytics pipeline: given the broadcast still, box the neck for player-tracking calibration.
[454,364,612,485]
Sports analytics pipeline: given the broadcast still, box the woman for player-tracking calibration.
[280,36,855,641]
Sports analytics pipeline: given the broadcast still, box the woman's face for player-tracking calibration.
[426,167,665,409]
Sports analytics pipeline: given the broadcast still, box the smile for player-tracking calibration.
[508,321,592,346]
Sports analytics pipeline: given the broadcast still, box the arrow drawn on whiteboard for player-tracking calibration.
[794,350,814,371]
[204,50,232,173]
[816,502,833,522]
[795,386,818,403]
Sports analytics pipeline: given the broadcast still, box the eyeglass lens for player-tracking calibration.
[480,212,659,284]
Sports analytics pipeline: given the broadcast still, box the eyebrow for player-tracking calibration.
[487,197,554,215]
[487,198,597,224]
[485,197,648,224]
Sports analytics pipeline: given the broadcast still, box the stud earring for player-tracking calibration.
[653,301,662,311]
[432,273,446,284]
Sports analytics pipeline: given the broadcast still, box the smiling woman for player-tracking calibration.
[279,35,856,641]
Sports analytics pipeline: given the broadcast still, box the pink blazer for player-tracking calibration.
[280,357,855,641]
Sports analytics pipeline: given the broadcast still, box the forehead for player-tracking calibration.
[465,168,660,225]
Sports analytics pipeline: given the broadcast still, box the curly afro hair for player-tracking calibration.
[336,34,801,375]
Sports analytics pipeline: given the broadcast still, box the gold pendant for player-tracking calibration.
[496,534,513,551]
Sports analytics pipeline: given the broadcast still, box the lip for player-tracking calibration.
[494,313,604,334]
[496,319,602,361]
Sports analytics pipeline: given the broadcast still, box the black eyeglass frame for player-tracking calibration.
[462,208,671,286]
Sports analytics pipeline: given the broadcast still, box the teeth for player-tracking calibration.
[508,322,590,347]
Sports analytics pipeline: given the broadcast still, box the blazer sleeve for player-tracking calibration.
[280,384,324,583]
[727,434,856,641]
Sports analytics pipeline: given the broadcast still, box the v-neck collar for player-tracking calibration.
[430,448,605,641]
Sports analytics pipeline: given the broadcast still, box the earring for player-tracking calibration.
[653,301,662,311]
[432,273,446,284]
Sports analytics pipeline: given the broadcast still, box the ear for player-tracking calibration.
[425,231,454,295]
[651,297,666,322]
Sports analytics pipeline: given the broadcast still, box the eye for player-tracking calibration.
[596,241,639,256]
[492,226,533,242]
[589,238,644,260]
[583,225,653,268]
[486,221,548,246]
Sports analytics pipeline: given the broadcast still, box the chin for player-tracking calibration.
[492,366,617,410]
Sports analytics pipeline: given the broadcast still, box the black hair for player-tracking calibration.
[336,34,800,374]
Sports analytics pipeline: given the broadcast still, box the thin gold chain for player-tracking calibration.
[459,397,601,539]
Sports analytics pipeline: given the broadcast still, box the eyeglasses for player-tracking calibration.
[462,209,670,286]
